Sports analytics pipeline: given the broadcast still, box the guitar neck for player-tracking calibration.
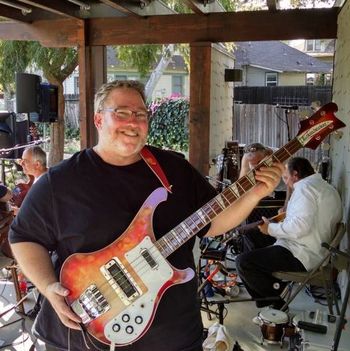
[156,138,302,257]
[235,211,286,233]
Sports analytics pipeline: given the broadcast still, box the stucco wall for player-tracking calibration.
[209,46,235,176]
[330,0,350,297]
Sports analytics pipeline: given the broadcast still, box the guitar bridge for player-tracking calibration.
[71,284,110,324]
[101,258,141,306]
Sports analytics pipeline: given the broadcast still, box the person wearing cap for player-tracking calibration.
[8,80,283,351]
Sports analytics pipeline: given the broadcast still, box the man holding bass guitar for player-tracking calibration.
[8,80,283,351]
[236,157,342,312]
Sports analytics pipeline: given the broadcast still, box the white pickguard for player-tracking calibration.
[104,236,173,344]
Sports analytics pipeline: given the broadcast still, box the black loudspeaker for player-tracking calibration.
[39,83,58,122]
[0,112,15,158]
[0,112,29,159]
[16,73,58,123]
[224,69,243,82]
[16,73,41,113]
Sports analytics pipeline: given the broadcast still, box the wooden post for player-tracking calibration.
[78,21,107,149]
[189,42,212,175]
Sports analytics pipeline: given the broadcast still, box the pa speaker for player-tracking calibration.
[0,112,15,158]
[16,73,41,113]
[39,83,58,122]
[224,69,243,82]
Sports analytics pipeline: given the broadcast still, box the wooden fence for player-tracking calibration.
[233,103,326,166]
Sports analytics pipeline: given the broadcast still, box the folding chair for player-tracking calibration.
[272,222,346,315]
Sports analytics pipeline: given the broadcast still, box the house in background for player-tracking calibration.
[233,41,332,87]
[287,39,335,85]
[63,47,189,100]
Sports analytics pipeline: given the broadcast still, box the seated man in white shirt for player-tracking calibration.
[235,157,342,311]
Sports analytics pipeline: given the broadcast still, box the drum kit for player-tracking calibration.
[256,308,296,346]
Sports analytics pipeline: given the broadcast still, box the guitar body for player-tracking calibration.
[60,188,194,346]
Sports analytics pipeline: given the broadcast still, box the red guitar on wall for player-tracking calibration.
[60,102,345,347]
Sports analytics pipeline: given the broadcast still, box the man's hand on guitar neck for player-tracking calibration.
[258,216,270,235]
[252,163,284,199]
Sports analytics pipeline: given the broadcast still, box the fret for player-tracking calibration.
[190,214,205,230]
[201,204,215,220]
[210,197,222,213]
[226,183,240,198]
[184,217,199,231]
[236,181,246,194]
[163,235,176,251]
[219,192,231,207]
[197,208,210,223]
[244,171,256,186]
[206,200,220,216]
[180,223,192,238]
[281,146,293,157]
[157,239,172,256]
[173,227,186,242]
[214,196,225,210]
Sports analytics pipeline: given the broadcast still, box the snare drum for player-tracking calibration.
[258,308,289,344]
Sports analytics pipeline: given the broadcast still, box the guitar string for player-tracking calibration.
[74,140,303,305]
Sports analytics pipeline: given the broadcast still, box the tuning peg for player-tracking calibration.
[333,130,344,140]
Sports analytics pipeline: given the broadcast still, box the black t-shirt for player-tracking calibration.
[10,147,217,351]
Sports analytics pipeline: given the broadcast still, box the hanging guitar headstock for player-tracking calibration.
[297,102,346,150]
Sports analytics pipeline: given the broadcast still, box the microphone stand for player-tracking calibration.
[322,243,350,351]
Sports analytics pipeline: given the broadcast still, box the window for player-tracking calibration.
[172,75,183,95]
[266,72,277,86]
[306,40,321,52]
[306,73,315,86]
[115,75,127,80]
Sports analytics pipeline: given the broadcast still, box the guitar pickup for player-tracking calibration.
[101,258,141,306]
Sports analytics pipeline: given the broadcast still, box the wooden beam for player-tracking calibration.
[0,8,339,46]
[0,18,81,47]
[189,42,211,175]
[88,8,339,45]
[17,0,81,19]
[184,0,225,14]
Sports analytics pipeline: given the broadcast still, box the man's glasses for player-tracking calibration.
[99,108,150,122]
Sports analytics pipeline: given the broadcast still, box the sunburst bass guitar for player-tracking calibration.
[60,102,345,347]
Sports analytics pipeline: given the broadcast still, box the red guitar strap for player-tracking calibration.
[140,146,173,193]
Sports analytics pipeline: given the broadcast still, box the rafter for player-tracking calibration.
[0,3,32,22]
[266,0,280,11]
[184,0,225,14]
[16,0,81,19]
[99,0,175,16]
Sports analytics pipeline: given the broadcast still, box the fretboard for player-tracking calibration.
[155,137,302,258]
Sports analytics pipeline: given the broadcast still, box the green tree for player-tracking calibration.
[28,43,78,165]
[0,41,78,166]
[0,41,31,109]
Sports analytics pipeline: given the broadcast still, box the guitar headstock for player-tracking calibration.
[297,102,346,150]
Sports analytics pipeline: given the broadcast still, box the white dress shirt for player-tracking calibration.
[268,173,342,270]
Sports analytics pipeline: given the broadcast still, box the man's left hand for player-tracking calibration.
[253,163,284,199]
[258,216,270,235]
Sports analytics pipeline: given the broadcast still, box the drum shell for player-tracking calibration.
[258,309,293,342]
